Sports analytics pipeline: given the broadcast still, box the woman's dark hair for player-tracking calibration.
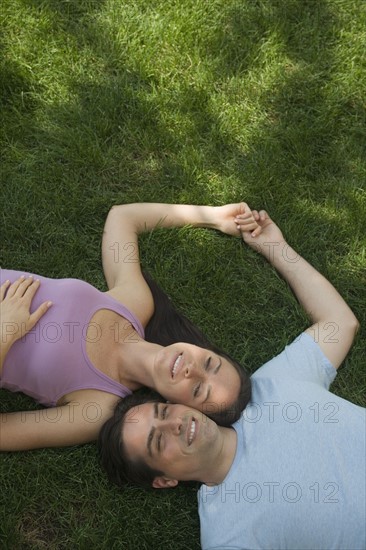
[99,272,252,488]
[141,271,251,426]
[98,390,165,488]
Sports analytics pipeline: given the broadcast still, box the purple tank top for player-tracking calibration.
[0,269,145,406]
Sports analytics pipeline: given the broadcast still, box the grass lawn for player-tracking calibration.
[1,0,365,548]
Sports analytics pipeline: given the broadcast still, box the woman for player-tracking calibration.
[0,202,260,451]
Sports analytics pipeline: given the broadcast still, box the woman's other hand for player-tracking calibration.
[1,276,52,351]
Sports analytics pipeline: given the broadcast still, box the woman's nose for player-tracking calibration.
[184,364,193,378]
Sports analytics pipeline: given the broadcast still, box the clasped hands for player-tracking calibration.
[214,202,284,246]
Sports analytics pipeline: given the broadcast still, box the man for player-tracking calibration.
[99,210,365,549]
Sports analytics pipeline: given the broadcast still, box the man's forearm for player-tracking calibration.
[262,240,358,326]
[239,209,359,368]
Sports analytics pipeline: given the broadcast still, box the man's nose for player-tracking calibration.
[160,417,182,435]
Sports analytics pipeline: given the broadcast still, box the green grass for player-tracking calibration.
[1,0,365,548]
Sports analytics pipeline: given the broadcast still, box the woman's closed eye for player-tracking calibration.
[193,357,212,397]
[193,382,202,398]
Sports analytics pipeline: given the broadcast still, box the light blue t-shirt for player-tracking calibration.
[198,333,366,550]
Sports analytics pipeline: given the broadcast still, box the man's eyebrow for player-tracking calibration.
[147,403,159,457]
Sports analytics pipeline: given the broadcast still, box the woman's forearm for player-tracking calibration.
[114,203,219,233]
[102,202,253,290]
[0,340,13,373]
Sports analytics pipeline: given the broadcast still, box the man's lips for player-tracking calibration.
[171,353,183,378]
[187,416,198,446]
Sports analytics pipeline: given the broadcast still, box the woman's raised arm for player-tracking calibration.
[102,202,259,326]
[102,202,259,287]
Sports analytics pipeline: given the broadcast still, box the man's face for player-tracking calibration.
[122,402,220,487]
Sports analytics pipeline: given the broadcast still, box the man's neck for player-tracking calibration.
[202,426,238,486]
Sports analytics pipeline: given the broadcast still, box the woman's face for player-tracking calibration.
[152,343,241,413]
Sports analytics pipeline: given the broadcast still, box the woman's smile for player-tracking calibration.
[171,353,183,378]
[153,343,241,411]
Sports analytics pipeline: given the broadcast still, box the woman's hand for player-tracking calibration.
[214,203,261,237]
[1,276,52,352]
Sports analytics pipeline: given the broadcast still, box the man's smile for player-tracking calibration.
[187,416,198,446]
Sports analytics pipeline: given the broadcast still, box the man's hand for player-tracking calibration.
[235,210,285,255]
[214,203,262,237]
[1,276,52,352]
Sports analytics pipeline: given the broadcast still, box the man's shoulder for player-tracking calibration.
[251,332,336,388]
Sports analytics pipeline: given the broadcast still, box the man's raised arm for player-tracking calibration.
[236,210,359,369]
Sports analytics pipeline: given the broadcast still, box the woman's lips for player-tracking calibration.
[171,353,183,378]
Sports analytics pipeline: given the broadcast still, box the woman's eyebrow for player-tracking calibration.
[214,358,222,374]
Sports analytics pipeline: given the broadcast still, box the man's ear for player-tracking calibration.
[152,476,179,489]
